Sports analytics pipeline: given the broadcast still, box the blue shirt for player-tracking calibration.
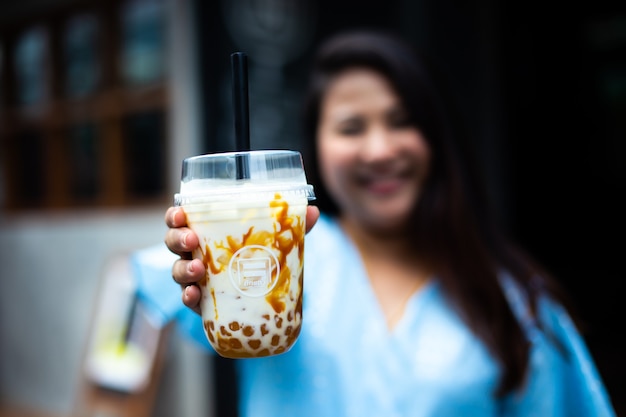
[133,214,616,417]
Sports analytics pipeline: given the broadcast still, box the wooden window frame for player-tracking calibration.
[0,0,170,211]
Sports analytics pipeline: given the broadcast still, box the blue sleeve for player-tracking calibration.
[173,307,213,352]
[503,294,616,416]
[130,244,214,352]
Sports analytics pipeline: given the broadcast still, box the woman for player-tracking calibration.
[163,30,615,416]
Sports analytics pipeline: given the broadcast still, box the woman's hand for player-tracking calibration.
[164,205,320,315]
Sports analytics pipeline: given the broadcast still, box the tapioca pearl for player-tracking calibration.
[262,314,270,320]
[274,315,283,328]
[286,326,301,345]
[220,326,232,336]
[258,348,270,357]
[271,334,280,346]
[217,337,229,350]
[242,325,254,337]
[287,310,293,322]
[207,320,215,331]
[260,323,269,336]
[229,321,241,331]
[273,346,286,355]
[285,326,293,336]
[248,339,261,349]
[229,338,243,349]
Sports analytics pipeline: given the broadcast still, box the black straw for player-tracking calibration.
[231,52,251,179]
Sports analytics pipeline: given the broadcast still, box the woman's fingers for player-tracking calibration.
[165,227,198,257]
[165,206,199,257]
[306,205,320,234]
[164,206,203,315]
[182,285,202,315]
[165,206,187,228]
[172,258,205,285]
[172,258,205,315]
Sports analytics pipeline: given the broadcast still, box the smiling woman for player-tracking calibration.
[159,29,617,416]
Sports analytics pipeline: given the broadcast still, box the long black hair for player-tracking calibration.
[301,29,568,397]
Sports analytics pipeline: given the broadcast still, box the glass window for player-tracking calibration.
[120,0,167,86]
[122,110,166,196]
[14,26,49,106]
[64,14,100,98]
[1,0,171,211]
[14,131,45,207]
[67,123,100,200]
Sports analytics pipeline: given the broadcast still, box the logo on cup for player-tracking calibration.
[228,245,280,296]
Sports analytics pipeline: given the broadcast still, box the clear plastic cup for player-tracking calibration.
[175,150,315,358]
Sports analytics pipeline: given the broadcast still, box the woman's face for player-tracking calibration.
[317,67,431,232]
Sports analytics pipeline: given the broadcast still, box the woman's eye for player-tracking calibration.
[337,121,364,136]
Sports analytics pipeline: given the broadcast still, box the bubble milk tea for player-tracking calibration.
[175,150,315,358]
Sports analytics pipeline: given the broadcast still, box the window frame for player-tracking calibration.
[0,0,173,211]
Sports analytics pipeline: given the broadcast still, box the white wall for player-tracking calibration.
[0,208,213,416]
[0,209,153,412]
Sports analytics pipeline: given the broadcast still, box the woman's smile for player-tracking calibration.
[355,167,414,196]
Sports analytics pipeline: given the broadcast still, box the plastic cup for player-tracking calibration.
[175,150,315,358]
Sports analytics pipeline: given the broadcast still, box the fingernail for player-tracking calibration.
[182,232,189,248]
[187,260,195,273]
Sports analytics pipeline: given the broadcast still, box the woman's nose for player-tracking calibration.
[360,126,396,162]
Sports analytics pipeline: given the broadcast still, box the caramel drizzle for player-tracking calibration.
[198,193,305,313]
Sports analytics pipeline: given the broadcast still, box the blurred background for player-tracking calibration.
[0,0,624,416]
